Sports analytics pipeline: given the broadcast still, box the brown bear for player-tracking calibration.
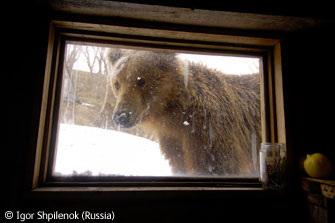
[106,48,261,176]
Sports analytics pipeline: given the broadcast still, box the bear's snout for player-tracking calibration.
[113,110,132,128]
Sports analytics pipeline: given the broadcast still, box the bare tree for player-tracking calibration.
[82,46,99,75]
[96,47,108,75]
[93,47,115,129]
[62,44,82,124]
[65,44,82,77]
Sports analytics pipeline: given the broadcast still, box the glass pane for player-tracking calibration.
[53,42,261,177]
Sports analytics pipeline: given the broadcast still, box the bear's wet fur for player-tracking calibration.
[106,48,261,176]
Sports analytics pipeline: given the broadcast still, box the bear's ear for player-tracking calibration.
[157,53,178,71]
[106,48,124,65]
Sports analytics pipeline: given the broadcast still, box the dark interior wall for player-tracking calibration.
[3,0,50,208]
[281,28,335,160]
[2,1,334,222]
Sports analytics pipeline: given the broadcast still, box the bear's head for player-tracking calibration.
[106,48,180,129]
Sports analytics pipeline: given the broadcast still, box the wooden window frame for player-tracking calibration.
[29,19,286,193]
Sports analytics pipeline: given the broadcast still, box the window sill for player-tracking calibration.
[25,186,286,202]
[32,186,263,192]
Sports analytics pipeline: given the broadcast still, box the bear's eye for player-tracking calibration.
[136,77,145,87]
[114,82,120,90]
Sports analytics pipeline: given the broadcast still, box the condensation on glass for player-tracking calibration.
[52,41,262,178]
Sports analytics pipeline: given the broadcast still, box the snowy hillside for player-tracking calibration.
[54,124,172,176]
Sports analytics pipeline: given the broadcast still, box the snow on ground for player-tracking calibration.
[54,124,172,176]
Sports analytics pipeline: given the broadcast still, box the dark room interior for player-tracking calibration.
[3,1,334,222]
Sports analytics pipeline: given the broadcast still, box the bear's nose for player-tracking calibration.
[113,111,132,127]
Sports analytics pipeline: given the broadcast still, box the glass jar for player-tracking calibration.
[259,143,286,189]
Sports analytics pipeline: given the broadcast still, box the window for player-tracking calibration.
[34,20,285,188]
[53,42,261,178]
